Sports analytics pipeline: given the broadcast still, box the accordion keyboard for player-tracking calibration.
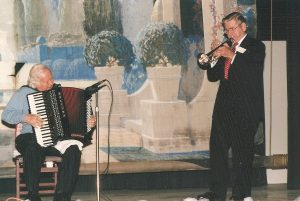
[27,87,68,147]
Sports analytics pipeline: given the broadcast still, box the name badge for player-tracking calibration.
[236,46,246,53]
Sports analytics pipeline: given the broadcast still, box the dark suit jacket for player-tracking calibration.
[207,35,265,134]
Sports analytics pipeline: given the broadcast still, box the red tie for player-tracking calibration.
[224,43,238,80]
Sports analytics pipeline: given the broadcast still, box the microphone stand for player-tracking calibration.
[95,91,100,201]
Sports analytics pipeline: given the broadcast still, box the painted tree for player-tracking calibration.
[15,0,48,45]
[83,0,123,37]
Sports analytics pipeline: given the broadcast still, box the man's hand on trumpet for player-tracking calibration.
[212,40,235,60]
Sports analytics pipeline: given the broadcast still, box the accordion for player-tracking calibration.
[27,84,94,147]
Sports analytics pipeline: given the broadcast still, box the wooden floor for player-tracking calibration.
[1,184,300,201]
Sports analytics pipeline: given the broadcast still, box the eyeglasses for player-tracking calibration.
[223,23,241,34]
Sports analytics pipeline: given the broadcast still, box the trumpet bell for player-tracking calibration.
[199,54,210,64]
[197,53,211,70]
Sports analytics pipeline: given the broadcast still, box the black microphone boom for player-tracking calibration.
[84,80,106,100]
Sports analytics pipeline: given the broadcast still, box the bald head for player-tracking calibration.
[28,64,54,91]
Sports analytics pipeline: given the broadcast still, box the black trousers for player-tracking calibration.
[209,118,255,201]
[15,133,81,198]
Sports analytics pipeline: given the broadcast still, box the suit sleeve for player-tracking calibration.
[206,57,226,82]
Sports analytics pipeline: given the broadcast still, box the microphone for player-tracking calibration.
[84,80,106,100]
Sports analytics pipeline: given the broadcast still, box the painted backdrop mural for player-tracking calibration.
[0,0,258,176]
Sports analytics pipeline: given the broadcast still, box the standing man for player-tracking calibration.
[2,64,96,201]
[197,12,265,201]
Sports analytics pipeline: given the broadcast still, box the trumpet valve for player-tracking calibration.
[211,54,220,63]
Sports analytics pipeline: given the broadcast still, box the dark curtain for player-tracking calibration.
[286,1,300,189]
[257,0,300,188]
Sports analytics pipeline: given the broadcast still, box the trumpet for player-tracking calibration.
[197,38,233,69]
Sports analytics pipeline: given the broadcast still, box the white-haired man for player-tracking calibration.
[2,64,96,201]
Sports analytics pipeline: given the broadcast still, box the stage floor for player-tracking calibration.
[1,184,300,201]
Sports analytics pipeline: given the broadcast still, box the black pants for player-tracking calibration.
[209,118,255,201]
[15,133,81,198]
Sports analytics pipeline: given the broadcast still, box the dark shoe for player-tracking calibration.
[24,193,41,201]
[197,192,221,201]
[53,193,71,201]
[229,196,243,201]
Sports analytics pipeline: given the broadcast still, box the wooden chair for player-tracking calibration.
[14,155,62,198]
[14,124,62,198]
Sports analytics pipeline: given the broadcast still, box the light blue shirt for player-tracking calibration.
[2,86,37,134]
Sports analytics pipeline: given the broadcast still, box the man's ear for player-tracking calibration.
[241,22,247,32]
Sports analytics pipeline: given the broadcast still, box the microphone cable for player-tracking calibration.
[94,79,113,201]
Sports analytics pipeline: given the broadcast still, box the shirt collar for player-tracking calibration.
[236,34,247,46]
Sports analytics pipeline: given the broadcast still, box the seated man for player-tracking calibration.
[2,64,96,201]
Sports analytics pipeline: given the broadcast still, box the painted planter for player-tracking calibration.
[146,65,181,101]
[94,66,124,90]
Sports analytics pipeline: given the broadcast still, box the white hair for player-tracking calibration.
[27,64,51,88]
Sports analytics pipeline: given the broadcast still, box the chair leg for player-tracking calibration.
[15,156,62,198]
[16,158,20,198]
[54,163,58,192]
[56,163,58,185]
